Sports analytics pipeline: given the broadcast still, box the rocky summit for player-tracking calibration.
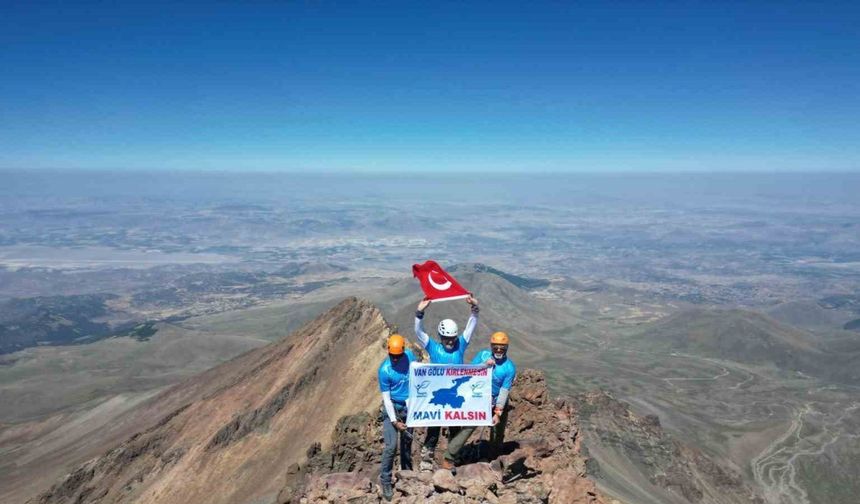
[280,369,611,504]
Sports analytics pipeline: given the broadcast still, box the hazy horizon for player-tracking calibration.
[3,170,859,208]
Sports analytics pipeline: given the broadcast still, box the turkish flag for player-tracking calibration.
[412,260,470,302]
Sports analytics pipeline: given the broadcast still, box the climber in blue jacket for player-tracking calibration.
[378,334,416,501]
[413,294,479,468]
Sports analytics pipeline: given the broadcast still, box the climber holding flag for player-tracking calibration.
[378,334,417,501]
[413,294,479,468]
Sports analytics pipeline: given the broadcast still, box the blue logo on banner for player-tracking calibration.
[416,380,430,398]
[470,382,484,398]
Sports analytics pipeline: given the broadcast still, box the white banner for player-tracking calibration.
[406,363,493,427]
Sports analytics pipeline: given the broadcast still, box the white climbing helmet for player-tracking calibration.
[437,319,459,338]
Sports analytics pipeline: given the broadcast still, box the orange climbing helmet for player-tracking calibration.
[490,331,509,345]
[387,334,405,355]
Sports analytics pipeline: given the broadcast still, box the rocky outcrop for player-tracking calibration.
[280,370,612,504]
[574,390,763,504]
[206,383,292,450]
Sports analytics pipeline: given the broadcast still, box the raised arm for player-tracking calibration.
[462,295,479,343]
[413,298,432,348]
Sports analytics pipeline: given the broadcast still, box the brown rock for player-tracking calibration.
[396,469,432,485]
[464,483,486,498]
[514,479,549,501]
[455,462,500,490]
[322,471,372,492]
[549,468,600,504]
[513,370,548,406]
[276,484,295,504]
[392,470,435,499]
[436,493,459,503]
[432,469,460,494]
[496,438,553,481]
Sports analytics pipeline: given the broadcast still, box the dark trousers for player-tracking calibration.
[423,426,461,452]
[444,425,475,462]
[488,405,509,458]
[380,404,412,486]
[442,405,510,462]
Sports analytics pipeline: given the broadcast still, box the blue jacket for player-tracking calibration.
[377,349,416,404]
[413,311,478,364]
[472,348,516,397]
[425,335,469,364]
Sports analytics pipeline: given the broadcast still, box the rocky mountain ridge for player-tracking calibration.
[36,297,389,504]
[32,297,762,504]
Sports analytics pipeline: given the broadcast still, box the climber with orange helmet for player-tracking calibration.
[472,331,516,458]
[378,334,417,501]
[437,330,517,466]
[413,294,479,469]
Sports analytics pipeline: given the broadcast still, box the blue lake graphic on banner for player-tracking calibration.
[429,376,472,408]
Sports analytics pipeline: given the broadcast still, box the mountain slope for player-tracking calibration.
[764,300,849,331]
[35,297,391,504]
[575,390,763,504]
[449,263,550,290]
[635,308,818,358]
[628,308,816,370]
[626,307,860,384]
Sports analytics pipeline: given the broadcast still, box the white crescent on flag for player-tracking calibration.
[428,270,452,290]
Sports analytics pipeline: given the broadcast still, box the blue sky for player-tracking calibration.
[1,1,858,173]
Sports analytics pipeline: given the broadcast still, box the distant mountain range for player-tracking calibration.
[450,263,551,290]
